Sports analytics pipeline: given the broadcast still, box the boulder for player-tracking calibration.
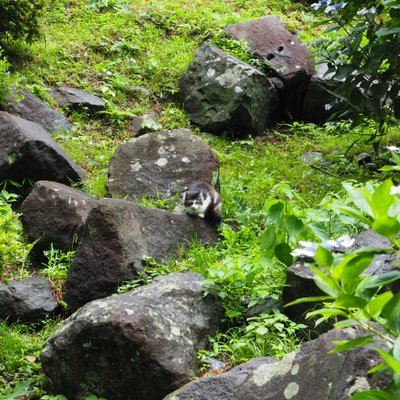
[20,181,96,265]
[2,87,72,132]
[52,87,106,113]
[106,128,220,200]
[179,44,278,135]
[62,197,219,311]
[283,230,399,332]
[300,63,341,124]
[42,273,224,400]
[225,16,315,121]
[225,16,314,89]
[0,276,58,322]
[0,111,84,185]
[164,327,387,399]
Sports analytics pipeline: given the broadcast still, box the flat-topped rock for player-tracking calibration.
[52,87,106,113]
[106,128,220,200]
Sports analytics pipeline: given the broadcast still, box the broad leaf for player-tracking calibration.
[376,349,400,374]
[367,292,393,319]
[310,264,340,297]
[329,336,374,353]
[334,319,359,329]
[335,294,367,309]
[371,180,393,218]
[315,246,334,270]
[260,226,276,254]
[350,390,397,400]
[274,242,293,267]
[285,295,333,307]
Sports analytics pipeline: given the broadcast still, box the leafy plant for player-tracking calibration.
[41,245,75,281]
[0,190,33,279]
[198,310,306,368]
[0,51,10,105]
[0,0,46,44]
[287,177,400,398]
[311,0,400,140]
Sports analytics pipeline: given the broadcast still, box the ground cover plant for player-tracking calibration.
[0,0,400,398]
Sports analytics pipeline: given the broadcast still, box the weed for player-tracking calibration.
[40,244,75,281]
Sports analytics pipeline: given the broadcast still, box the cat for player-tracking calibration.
[181,181,222,222]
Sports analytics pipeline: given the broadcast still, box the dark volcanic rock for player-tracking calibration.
[179,44,278,135]
[20,181,96,265]
[42,273,224,400]
[0,111,84,185]
[225,16,314,88]
[0,276,58,322]
[164,327,387,399]
[106,128,220,200]
[2,87,72,132]
[52,87,106,113]
[62,197,219,311]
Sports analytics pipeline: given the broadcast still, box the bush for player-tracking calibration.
[0,51,10,105]
[311,0,400,139]
[0,0,46,43]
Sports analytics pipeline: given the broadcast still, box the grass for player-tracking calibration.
[1,0,400,398]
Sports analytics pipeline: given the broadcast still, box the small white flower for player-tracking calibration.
[386,145,400,154]
[357,7,376,16]
[324,103,333,111]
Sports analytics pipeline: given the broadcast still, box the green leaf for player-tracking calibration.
[260,226,276,254]
[268,201,284,223]
[329,336,374,353]
[376,348,400,374]
[306,307,348,319]
[343,182,373,217]
[382,292,400,334]
[285,215,304,237]
[310,264,340,297]
[315,246,334,270]
[335,294,367,309]
[274,242,293,267]
[367,292,393,319]
[372,216,400,239]
[376,26,400,37]
[285,295,333,307]
[340,253,374,285]
[371,180,393,218]
[350,390,397,400]
[334,319,359,329]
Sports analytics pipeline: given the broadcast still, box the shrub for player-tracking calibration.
[0,51,10,105]
[311,0,400,139]
[0,0,46,43]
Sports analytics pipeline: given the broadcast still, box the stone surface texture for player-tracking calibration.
[0,111,84,184]
[225,16,314,88]
[164,327,387,400]
[106,128,220,200]
[62,197,219,311]
[52,87,106,113]
[42,273,224,400]
[20,180,96,265]
[0,276,58,322]
[2,87,72,132]
[179,44,278,135]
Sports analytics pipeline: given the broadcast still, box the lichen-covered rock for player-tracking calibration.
[106,128,220,200]
[0,111,84,185]
[2,87,72,132]
[20,181,96,265]
[62,197,219,311]
[225,16,314,88]
[52,87,106,113]
[0,276,58,322]
[42,273,224,400]
[164,327,387,400]
[179,44,278,135]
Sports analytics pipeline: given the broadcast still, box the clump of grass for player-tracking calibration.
[0,189,33,280]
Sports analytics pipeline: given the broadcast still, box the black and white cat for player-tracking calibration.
[182,181,222,222]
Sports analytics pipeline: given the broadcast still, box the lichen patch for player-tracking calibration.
[155,158,168,167]
[284,382,299,399]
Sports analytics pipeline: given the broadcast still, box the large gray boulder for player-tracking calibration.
[62,197,219,311]
[225,16,314,89]
[42,273,224,400]
[283,230,399,332]
[52,87,106,113]
[20,181,96,265]
[179,44,278,135]
[106,128,220,200]
[0,276,58,322]
[0,111,84,185]
[164,327,387,399]
[2,87,72,132]
[225,16,314,121]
